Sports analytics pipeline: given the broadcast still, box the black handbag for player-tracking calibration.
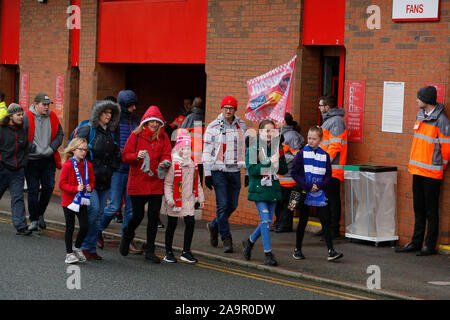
[288,186,306,211]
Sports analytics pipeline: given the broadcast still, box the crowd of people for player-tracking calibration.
[0,85,447,266]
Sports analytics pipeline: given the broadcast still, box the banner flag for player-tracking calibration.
[245,56,297,122]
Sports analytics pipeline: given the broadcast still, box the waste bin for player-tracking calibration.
[344,165,398,245]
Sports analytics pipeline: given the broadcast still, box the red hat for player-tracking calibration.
[220,95,238,110]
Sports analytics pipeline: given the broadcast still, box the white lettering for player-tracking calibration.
[366,5,381,30]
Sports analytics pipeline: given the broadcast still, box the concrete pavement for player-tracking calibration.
[0,193,449,300]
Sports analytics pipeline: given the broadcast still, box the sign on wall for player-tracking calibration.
[424,83,446,104]
[382,81,405,133]
[392,0,440,21]
[54,74,65,120]
[346,80,365,142]
[19,73,29,111]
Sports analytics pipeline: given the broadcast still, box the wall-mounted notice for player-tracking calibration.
[392,0,440,21]
[19,73,30,111]
[346,80,365,142]
[382,81,405,133]
[54,74,65,120]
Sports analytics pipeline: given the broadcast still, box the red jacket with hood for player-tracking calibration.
[122,106,172,195]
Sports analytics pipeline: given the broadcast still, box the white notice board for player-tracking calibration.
[382,81,405,133]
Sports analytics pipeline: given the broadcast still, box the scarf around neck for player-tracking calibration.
[67,158,91,212]
[172,154,199,211]
[303,145,328,207]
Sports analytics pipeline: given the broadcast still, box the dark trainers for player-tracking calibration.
[223,238,233,253]
[264,252,278,266]
[328,249,343,261]
[145,252,161,264]
[180,251,198,263]
[16,228,32,236]
[242,238,254,261]
[206,222,218,247]
[38,215,46,230]
[119,234,133,256]
[292,248,305,260]
[163,251,177,263]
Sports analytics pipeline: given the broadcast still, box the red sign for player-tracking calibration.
[19,73,29,111]
[424,83,446,104]
[54,74,65,120]
[245,56,297,123]
[345,80,365,143]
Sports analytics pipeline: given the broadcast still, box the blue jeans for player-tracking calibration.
[101,171,133,234]
[0,166,27,231]
[250,201,276,252]
[81,188,109,253]
[25,158,56,222]
[211,171,241,240]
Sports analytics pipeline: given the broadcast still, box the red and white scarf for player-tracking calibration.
[173,161,199,212]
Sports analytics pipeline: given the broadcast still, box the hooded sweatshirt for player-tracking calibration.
[24,105,63,161]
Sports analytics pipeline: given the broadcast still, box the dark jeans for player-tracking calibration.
[326,177,341,234]
[296,204,333,252]
[0,165,27,231]
[274,187,293,231]
[63,206,89,253]
[125,194,162,253]
[412,175,441,249]
[25,158,56,222]
[165,215,195,253]
[211,171,241,240]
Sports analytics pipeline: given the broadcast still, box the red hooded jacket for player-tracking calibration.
[58,159,95,207]
[122,106,172,195]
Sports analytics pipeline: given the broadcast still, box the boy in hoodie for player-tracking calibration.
[100,90,143,254]
[24,93,64,232]
[317,95,347,239]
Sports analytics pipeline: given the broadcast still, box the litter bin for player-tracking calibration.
[344,165,398,245]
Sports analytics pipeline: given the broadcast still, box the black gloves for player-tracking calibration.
[205,176,214,190]
[245,175,249,187]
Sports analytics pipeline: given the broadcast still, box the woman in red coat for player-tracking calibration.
[119,105,172,263]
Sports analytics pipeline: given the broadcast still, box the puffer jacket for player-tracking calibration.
[122,106,172,195]
[76,100,121,191]
[0,123,29,170]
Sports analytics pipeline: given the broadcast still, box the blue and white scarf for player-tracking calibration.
[67,158,91,212]
[303,145,328,207]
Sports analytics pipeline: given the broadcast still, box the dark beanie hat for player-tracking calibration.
[417,86,437,105]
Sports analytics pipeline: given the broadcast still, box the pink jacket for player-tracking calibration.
[164,154,204,217]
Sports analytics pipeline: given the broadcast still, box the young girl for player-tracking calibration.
[120,105,172,263]
[290,126,343,261]
[163,129,205,263]
[242,120,288,266]
[58,138,95,264]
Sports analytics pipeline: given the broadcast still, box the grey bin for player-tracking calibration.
[344,165,398,245]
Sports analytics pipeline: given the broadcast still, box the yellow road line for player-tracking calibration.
[0,217,373,300]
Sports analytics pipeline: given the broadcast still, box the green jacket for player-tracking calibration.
[246,139,288,202]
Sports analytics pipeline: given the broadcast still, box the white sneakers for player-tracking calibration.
[65,247,87,264]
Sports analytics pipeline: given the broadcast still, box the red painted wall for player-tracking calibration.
[98,0,208,63]
[1,0,20,65]
[303,0,345,45]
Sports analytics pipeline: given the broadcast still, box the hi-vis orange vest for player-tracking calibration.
[186,125,205,165]
[408,104,450,180]
[169,114,186,129]
[320,108,347,181]
[277,143,299,187]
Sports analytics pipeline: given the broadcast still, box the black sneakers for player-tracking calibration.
[264,252,278,266]
[163,251,177,263]
[16,228,32,236]
[242,238,254,261]
[145,251,161,264]
[292,248,305,260]
[206,222,218,247]
[223,238,233,253]
[328,249,343,262]
[180,251,198,263]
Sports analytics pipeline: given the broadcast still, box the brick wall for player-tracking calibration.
[204,0,302,226]
[344,0,450,245]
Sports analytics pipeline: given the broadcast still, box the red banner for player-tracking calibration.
[245,56,297,122]
[19,73,29,111]
[424,83,445,104]
[54,74,65,120]
[345,80,365,143]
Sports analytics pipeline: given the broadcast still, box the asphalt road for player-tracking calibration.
[0,218,389,302]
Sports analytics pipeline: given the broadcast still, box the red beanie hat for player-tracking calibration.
[220,95,238,110]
